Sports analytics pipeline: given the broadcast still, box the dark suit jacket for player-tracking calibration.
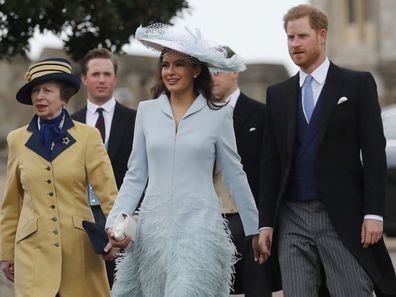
[72,101,136,189]
[259,62,396,296]
[233,93,265,203]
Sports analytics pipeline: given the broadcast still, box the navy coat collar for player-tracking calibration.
[25,109,76,161]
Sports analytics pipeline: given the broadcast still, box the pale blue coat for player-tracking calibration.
[106,94,258,297]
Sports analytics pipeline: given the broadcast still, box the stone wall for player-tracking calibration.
[312,0,396,106]
[0,48,290,141]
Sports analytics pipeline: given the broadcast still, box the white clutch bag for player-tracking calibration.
[113,213,137,242]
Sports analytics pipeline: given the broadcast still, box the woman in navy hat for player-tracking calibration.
[0,57,118,297]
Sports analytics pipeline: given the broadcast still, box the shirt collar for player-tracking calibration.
[299,58,330,87]
[226,88,240,108]
[87,97,116,115]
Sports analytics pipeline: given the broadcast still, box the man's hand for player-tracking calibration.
[103,242,118,261]
[252,235,261,262]
[0,261,14,282]
[106,227,131,249]
[257,228,273,264]
[361,219,383,248]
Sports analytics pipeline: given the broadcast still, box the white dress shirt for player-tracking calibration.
[226,88,241,109]
[299,58,329,122]
[86,97,116,145]
[85,97,116,205]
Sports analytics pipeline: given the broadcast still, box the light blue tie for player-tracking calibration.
[303,75,314,123]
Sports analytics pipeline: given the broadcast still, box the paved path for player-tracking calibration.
[0,149,395,297]
[232,239,396,297]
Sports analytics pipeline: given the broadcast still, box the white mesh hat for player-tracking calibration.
[135,23,246,72]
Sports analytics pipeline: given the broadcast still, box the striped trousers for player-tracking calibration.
[278,200,373,297]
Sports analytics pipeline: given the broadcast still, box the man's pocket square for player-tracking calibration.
[249,127,257,132]
[337,97,348,104]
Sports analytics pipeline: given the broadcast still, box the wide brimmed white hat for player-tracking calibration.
[135,23,246,72]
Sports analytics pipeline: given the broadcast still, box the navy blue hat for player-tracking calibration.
[16,57,81,105]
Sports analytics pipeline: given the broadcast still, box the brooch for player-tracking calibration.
[62,137,70,145]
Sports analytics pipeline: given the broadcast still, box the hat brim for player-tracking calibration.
[139,37,222,68]
[16,73,81,105]
[139,38,197,58]
[135,24,246,73]
[138,37,246,73]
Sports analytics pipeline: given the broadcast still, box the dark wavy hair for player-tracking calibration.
[151,50,224,110]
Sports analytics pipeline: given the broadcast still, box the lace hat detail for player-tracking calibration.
[135,23,246,73]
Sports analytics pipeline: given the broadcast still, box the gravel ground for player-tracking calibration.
[0,148,395,297]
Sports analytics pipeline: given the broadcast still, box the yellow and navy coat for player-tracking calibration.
[0,112,117,297]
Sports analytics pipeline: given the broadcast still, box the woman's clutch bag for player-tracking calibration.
[113,213,137,242]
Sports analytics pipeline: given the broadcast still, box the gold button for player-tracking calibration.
[46,166,51,171]
[51,217,57,221]
[47,179,52,184]
[48,192,54,197]
[53,230,59,235]
[50,204,55,209]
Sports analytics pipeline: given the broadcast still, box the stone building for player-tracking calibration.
[312,0,396,105]
[0,48,289,141]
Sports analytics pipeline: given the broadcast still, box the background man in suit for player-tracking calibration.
[255,4,396,297]
[72,48,136,288]
[212,46,273,296]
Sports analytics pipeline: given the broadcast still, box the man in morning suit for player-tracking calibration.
[212,46,273,296]
[255,4,396,297]
[72,48,136,288]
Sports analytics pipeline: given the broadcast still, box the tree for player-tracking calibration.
[0,0,189,61]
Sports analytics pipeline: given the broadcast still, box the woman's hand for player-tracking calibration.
[106,227,131,249]
[132,214,139,223]
[103,242,119,261]
[1,261,15,282]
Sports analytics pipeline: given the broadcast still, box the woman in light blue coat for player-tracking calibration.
[106,23,259,297]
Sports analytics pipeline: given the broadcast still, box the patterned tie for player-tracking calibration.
[303,75,314,123]
[95,107,105,143]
